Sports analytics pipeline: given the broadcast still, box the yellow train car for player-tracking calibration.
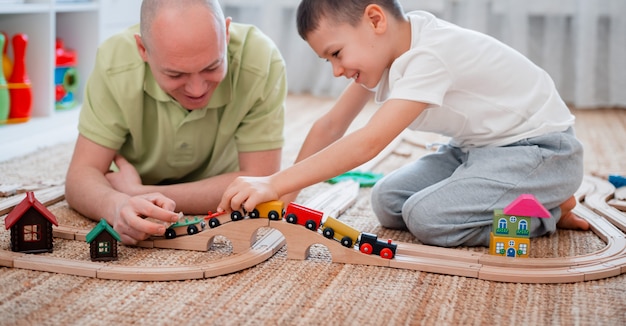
[249,200,284,220]
[321,216,361,248]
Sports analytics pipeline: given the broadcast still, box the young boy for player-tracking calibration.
[218,0,589,247]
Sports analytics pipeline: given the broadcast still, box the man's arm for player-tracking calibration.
[124,148,282,214]
[65,135,180,245]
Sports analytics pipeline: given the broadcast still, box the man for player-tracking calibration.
[65,0,286,245]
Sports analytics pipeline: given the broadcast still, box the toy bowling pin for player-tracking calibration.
[0,33,9,123]
[1,31,12,80]
[8,33,32,123]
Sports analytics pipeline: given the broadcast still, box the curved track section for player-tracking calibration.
[1,223,285,281]
[2,176,626,283]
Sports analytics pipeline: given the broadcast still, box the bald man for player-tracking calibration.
[66,0,286,245]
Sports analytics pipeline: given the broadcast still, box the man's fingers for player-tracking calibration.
[126,214,168,236]
[130,193,178,222]
[113,154,132,170]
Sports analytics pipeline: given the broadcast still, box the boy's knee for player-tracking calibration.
[371,183,406,230]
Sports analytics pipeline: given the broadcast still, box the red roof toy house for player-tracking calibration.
[4,191,59,253]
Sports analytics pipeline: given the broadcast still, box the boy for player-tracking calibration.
[218,0,589,247]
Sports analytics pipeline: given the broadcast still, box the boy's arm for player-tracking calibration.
[281,83,373,203]
[222,97,429,213]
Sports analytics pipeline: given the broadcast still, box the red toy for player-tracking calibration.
[54,38,79,111]
[4,191,59,253]
[284,202,324,231]
[7,33,32,123]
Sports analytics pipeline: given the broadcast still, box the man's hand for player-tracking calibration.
[105,155,143,196]
[111,193,180,245]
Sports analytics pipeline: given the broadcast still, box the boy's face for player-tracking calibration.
[306,17,389,89]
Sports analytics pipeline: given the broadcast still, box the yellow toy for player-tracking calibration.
[489,194,550,258]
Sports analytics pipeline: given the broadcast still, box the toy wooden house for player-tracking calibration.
[489,194,551,258]
[4,191,59,253]
[86,219,121,261]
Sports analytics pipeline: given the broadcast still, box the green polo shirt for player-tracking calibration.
[79,23,286,185]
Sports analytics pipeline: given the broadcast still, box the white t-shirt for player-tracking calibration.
[374,11,574,148]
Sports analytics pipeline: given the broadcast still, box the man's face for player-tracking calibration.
[306,17,388,89]
[137,14,231,110]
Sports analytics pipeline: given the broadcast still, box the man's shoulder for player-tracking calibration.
[96,24,144,74]
[228,23,284,75]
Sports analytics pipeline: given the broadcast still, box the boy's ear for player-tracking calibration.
[364,4,387,33]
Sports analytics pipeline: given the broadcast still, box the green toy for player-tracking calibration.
[327,171,384,187]
[0,33,9,123]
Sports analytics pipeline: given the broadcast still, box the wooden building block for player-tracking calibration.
[74,229,89,242]
[0,185,65,216]
[52,225,78,240]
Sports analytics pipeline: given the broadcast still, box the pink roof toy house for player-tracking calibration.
[489,194,550,258]
[4,191,59,253]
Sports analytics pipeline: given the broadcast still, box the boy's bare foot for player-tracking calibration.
[556,196,590,230]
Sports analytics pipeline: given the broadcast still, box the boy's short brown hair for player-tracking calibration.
[296,0,405,40]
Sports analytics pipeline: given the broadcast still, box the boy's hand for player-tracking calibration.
[218,176,279,214]
[112,193,179,245]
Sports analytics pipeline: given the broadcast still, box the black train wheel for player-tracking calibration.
[322,228,334,239]
[340,236,353,248]
[268,211,280,220]
[164,228,177,239]
[305,220,317,231]
[286,214,297,224]
[187,224,199,235]
[208,217,220,228]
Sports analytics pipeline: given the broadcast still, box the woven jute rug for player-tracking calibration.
[2,100,626,325]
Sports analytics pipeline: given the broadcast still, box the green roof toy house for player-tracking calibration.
[489,194,551,258]
[4,192,59,253]
[86,219,121,261]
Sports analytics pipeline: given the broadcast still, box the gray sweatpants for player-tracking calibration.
[370,128,583,247]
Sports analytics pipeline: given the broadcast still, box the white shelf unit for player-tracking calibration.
[0,0,100,161]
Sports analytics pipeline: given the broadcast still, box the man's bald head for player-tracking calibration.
[139,0,225,52]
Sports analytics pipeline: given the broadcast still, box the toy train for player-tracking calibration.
[170,200,397,259]
[240,201,397,259]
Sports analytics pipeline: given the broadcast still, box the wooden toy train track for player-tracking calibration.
[1,176,626,283]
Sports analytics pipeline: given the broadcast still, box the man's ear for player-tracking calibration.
[364,4,387,33]
[134,33,149,62]
[225,16,232,44]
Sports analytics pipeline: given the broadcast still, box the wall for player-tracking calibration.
[221,0,626,109]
